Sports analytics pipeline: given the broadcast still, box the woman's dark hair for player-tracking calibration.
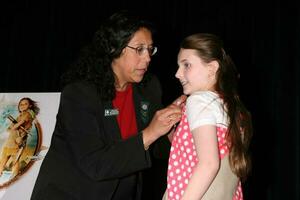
[61,10,155,100]
[180,33,253,181]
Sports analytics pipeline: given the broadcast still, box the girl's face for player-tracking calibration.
[175,48,217,95]
[19,99,30,112]
[112,27,154,90]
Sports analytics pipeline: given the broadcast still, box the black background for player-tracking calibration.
[2,0,300,199]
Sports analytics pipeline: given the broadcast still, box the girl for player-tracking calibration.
[165,33,252,200]
[0,97,39,177]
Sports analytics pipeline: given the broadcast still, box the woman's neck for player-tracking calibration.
[115,82,130,91]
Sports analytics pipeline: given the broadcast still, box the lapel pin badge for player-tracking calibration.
[104,109,119,116]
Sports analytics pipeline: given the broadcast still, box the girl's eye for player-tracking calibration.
[184,62,191,68]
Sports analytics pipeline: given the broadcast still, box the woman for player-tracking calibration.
[31,11,185,200]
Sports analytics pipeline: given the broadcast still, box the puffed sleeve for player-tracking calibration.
[186,92,218,131]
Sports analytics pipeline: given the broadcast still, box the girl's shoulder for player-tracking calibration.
[187,91,220,105]
[186,91,228,128]
[18,110,34,121]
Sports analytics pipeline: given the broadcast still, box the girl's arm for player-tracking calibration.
[181,125,220,200]
[10,112,30,130]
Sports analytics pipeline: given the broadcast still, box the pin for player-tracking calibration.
[104,109,119,116]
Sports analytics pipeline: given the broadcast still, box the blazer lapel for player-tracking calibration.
[102,101,122,140]
[133,85,150,131]
[100,85,151,140]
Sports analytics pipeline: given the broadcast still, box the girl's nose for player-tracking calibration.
[175,67,182,79]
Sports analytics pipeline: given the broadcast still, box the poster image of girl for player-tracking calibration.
[0,97,41,188]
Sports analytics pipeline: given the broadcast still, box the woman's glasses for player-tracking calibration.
[126,45,158,56]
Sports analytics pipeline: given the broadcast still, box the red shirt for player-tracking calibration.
[112,84,138,140]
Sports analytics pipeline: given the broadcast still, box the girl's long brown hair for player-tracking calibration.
[181,33,253,180]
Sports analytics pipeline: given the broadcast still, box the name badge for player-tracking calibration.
[104,109,119,116]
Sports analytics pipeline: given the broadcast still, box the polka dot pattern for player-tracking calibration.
[167,106,243,200]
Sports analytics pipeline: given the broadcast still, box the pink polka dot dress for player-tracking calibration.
[167,91,243,200]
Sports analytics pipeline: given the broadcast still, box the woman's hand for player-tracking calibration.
[142,94,187,149]
[172,94,187,107]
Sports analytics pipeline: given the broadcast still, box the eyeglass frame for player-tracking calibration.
[126,45,158,56]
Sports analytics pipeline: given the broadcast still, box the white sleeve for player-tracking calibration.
[186,93,217,131]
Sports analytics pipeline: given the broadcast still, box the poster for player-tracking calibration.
[0,93,60,199]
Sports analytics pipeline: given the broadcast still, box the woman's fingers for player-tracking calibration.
[158,107,182,126]
[172,95,187,106]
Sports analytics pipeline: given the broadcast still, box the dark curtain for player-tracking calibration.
[2,0,299,199]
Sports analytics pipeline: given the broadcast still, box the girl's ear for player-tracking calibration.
[208,60,219,75]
